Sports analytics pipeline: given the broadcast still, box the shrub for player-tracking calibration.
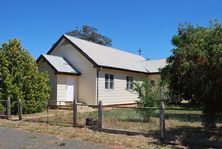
[134,80,160,122]
[0,103,4,114]
[0,39,50,114]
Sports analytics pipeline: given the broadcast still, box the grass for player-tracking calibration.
[17,106,221,132]
[0,119,172,149]
[4,104,222,148]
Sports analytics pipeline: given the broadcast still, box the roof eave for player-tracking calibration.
[98,65,160,75]
[54,72,81,76]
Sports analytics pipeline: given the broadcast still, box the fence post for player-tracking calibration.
[46,101,49,124]
[6,97,11,119]
[18,99,22,120]
[73,99,77,127]
[160,102,165,140]
[98,101,103,130]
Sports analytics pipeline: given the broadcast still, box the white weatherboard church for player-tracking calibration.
[37,35,166,106]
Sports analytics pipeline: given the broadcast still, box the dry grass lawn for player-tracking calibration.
[3,107,222,148]
[0,119,176,149]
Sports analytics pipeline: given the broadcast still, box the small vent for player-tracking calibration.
[61,40,69,46]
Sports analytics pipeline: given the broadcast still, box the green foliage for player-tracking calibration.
[134,80,160,122]
[161,20,222,128]
[0,39,50,114]
[66,25,112,46]
[0,103,4,114]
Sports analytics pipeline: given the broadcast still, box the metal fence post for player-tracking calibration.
[98,101,103,130]
[160,102,165,140]
[6,97,11,119]
[73,99,77,127]
[18,99,22,120]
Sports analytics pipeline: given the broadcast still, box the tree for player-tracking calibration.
[66,25,112,46]
[161,20,222,128]
[0,39,50,114]
[134,80,160,122]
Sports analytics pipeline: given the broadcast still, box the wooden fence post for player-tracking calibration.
[98,101,103,130]
[18,99,22,120]
[73,99,77,127]
[46,101,49,124]
[6,97,11,119]
[160,102,165,140]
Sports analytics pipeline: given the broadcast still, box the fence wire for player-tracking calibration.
[102,106,160,133]
[0,100,7,118]
[164,107,222,147]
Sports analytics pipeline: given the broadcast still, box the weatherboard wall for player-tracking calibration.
[51,42,97,105]
[97,69,147,105]
[38,60,57,105]
[56,74,78,105]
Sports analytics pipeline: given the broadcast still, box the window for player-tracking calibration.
[150,80,155,86]
[105,74,114,89]
[126,76,133,90]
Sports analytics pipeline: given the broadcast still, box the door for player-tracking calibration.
[66,76,74,101]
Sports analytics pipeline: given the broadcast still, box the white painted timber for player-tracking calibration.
[51,43,97,105]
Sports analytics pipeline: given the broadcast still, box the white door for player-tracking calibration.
[66,76,74,101]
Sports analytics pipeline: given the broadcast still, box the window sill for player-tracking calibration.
[104,89,114,92]
[126,89,134,92]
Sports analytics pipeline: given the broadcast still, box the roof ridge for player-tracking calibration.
[64,34,145,60]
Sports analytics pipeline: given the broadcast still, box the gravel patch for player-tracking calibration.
[0,126,108,149]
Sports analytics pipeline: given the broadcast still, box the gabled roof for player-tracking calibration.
[38,54,80,75]
[46,34,166,74]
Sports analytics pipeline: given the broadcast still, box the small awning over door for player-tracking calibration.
[38,54,81,76]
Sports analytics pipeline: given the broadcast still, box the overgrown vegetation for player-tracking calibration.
[0,39,50,114]
[161,20,222,128]
[134,80,160,122]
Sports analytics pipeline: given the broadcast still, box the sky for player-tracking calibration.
[1,0,222,59]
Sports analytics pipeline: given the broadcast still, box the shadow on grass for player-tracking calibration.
[164,113,202,123]
[103,113,202,123]
[153,126,222,148]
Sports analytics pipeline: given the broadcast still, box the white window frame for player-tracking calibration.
[126,76,133,90]
[105,74,114,89]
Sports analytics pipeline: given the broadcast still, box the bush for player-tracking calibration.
[0,39,50,114]
[134,80,160,122]
[0,103,4,114]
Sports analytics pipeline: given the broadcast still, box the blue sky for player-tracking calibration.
[1,0,222,59]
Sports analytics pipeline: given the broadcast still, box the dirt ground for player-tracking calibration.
[0,119,182,149]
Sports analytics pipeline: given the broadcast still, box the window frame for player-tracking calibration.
[126,76,133,90]
[105,74,114,89]
[150,80,155,86]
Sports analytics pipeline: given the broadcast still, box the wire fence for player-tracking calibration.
[0,100,7,118]
[1,98,222,147]
[164,108,222,146]
[102,106,160,133]
[19,100,97,127]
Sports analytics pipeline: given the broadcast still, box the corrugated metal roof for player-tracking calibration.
[63,34,166,73]
[42,54,79,74]
[140,59,167,73]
